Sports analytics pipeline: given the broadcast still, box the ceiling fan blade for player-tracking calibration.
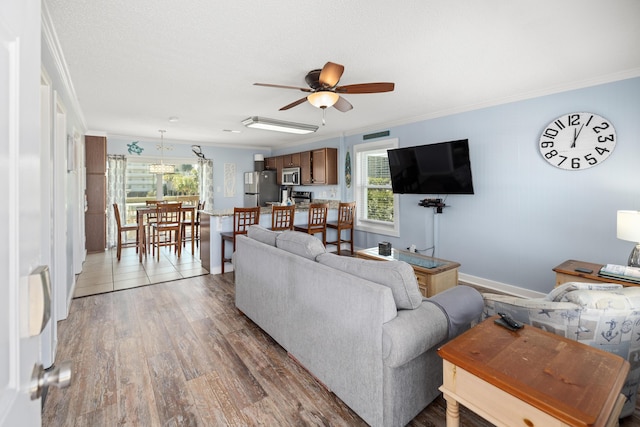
[279,96,309,111]
[336,82,395,94]
[254,83,312,92]
[333,96,353,112]
[319,62,345,88]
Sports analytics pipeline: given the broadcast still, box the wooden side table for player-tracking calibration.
[438,316,629,427]
[355,247,460,297]
[553,259,637,287]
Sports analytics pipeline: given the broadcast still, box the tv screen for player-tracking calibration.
[388,139,474,194]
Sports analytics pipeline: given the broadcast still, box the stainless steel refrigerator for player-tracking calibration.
[244,170,279,207]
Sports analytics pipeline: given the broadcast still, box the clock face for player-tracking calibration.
[538,112,616,170]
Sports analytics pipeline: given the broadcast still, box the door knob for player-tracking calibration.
[30,360,72,400]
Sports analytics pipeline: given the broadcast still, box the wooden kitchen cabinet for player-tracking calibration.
[264,156,277,170]
[273,147,338,186]
[300,151,312,185]
[282,153,301,167]
[309,148,337,185]
[85,135,107,253]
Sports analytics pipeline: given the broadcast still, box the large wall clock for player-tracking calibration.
[538,112,616,170]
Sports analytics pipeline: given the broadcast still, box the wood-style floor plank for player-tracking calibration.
[43,274,640,427]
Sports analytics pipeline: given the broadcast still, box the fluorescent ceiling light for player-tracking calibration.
[242,116,318,134]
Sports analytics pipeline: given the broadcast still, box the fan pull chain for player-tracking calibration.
[322,107,327,126]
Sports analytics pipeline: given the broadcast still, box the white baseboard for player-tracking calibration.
[459,273,546,299]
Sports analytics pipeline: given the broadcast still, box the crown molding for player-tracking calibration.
[41,1,86,130]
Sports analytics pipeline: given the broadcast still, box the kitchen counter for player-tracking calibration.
[200,201,341,273]
[200,199,340,217]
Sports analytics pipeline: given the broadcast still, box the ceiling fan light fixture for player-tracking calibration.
[242,116,318,134]
[307,91,339,109]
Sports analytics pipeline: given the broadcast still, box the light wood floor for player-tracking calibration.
[43,274,640,426]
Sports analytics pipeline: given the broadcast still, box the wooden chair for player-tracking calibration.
[150,202,182,261]
[327,201,356,255]
[294,203,329,246]
[270,205,295,231]
[220,206,261,273]
[145,200,166,252]
[181,201,205,251]
[113,203,140,261]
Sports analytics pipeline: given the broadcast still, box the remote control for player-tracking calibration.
[496,312,523,330]
[575,267,593,274]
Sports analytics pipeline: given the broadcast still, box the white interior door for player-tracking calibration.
[0,1,45,425]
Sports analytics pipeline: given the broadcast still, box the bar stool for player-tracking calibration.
[220,206,261,273]
[182,201,205,251]
[327,201,355,255]
[294,203,329,245]
[113,203,141,261]
[270,205,295,231]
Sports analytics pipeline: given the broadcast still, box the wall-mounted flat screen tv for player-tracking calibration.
[387,139,474,194]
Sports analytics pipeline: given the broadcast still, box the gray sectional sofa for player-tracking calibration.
[234,225,484,427]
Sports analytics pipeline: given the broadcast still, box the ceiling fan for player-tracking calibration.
[254,61,395,114]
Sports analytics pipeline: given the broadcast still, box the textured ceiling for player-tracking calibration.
[44,0,640,149]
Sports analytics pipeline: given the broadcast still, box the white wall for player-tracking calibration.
[341,77,640,293]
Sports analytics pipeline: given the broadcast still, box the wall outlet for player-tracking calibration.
[409,244,417,253]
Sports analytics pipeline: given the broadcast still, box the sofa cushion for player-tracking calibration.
[247,224,280,246]
[276,230,326,260]
[317,253,422,310]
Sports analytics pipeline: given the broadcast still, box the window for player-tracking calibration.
[354,138,399,237]
[123,158,201,224]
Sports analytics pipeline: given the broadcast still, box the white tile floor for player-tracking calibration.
[74,243,209,298]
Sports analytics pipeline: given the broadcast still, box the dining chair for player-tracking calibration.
[113,203,140,261]
[145,200,166,252]
[220,206,261,274]
[150,202,183,261]
[270,205,295,231]
[181,201,205,250]
[327,201,356,255]
[294,202,329,246]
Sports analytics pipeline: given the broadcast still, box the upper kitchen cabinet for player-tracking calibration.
[282,152,301,168]
[301,148,337,185]
[264,156,277,170]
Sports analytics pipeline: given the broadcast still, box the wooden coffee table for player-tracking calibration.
[355,247,459,297]
[438,316,629,427]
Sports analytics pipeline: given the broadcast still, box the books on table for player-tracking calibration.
[599,264,640,283]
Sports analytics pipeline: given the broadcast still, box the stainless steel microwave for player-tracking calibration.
[282,167,300,185]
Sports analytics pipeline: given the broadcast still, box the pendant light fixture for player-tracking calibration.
[149,130,175,174]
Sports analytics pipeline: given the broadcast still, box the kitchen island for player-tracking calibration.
[200,201,340,274]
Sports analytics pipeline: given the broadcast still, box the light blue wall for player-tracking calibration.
[108,78,640,293]
[107,137,271,210]
[341,77,640,293]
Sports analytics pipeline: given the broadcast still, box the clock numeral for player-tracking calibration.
[585,115,594,127]
[598,134,614,143]
[595,146,611,156]
[571,158,581,169]
[544,149,558,159]
[543,128,558,139]
[554,119,566,130]
[585,153,597,165]
[540,141,554,149]
[568,114,580,126]
[592,122,610,134]
[557,155,568,166]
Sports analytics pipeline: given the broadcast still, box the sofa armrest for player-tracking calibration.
[382,302,448,368]
[429,285,484,340]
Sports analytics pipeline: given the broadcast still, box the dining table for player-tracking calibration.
[136,204,196,262]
